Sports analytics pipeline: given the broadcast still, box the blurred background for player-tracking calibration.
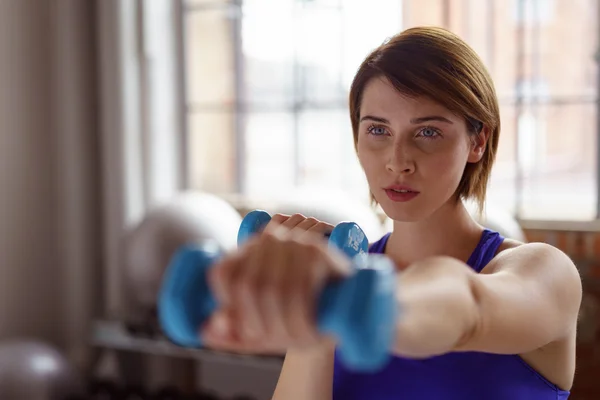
[1,0,599,399]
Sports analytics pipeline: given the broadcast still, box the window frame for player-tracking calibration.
[179,0,600,228]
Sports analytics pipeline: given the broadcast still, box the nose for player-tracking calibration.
[385,143,415,175]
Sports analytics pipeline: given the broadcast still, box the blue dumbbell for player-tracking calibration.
[158,241,398,372]
[238,210,369,260]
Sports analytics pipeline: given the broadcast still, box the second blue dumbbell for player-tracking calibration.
[237,210,369,260]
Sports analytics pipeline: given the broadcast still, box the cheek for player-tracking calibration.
[357,150,378,175]
[357,140,374,168]
[422,146,469,187]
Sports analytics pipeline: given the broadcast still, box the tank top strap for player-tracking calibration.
[368,232,392,254]
[368,229,504,273]
[466,229,505,273]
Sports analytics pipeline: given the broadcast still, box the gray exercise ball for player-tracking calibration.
[0,341,82,400]
[124,191,243,314]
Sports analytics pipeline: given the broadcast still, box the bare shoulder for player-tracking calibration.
[486,238,583,334]
[488,238,581,390]
[485,238,582,321]
[491,238,581,281]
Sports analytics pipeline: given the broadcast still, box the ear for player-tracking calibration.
[467,125,490,163]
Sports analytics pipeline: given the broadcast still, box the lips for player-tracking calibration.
[383,185,420,203]
[384,185,419,194]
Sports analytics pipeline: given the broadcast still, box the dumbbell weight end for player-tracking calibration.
[158,241,221,348]
[317,253,397,371]
[159,243,398,372]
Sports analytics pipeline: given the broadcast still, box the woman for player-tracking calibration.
[201,27,582,399]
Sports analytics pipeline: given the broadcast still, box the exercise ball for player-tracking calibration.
[251,186,386,243]
[0,341,82,400]
[124,191,243,316]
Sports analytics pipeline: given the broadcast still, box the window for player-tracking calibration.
[512,0,556,25]
[183,0,599,221]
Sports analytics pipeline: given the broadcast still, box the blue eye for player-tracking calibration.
[367,125,388,136]
[418,126,441,139]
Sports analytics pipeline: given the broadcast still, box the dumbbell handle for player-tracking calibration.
[237,210,368,260]
[158,241,397,372]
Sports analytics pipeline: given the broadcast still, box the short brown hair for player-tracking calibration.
[349,26,500,213]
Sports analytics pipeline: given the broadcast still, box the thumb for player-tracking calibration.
[200,310,233,347]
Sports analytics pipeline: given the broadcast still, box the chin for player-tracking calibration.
[376,194,443,223]
[378,201,430,223]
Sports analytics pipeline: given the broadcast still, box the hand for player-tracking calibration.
[200,213,353,354]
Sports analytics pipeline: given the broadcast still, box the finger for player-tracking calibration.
[306,221,335,236]
[263,213,307,237]
[201,310,234,346]
[280,244,321,348]
[289,217,320,234]
[203,312,258,354]
[235,236,271,342]
[270,213,290,225]
[208,251,246,307]
[260,240,294,348]
[263,214,289,236]
[318,242,354,281]
[280,213,308,229]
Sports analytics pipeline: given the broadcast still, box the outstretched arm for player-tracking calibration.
[393,243,582,358]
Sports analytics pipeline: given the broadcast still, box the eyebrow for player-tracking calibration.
[359,115,454,124]
[411,115,454,124]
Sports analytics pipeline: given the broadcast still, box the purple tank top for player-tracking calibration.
[333,229,570,400]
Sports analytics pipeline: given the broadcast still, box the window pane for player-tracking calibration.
[519,102,596,220]
[244,112,296,197]
[514,0,598,219]
[297,110,369,202]
[185,6,238,107]
[536,1,596,99]
[188,112,237,194]
[242,2,295,109]
[403,0,599,221]
[341,0,404,89]
[487,102,519,215]
[185,0,600,221]
[296,6,345,104]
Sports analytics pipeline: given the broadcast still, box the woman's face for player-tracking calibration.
[356,77,486,222]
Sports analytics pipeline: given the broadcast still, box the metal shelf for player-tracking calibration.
[91,320,284,371]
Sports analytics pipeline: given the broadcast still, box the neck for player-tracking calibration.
[387,200,484,269]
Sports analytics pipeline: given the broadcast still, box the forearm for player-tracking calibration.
[273,340,335,400]
[393,256,480,358]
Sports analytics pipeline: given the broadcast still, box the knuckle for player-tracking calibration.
[314,221,334,233]
[260,227,277,240]
[271,213,289,223]
[260,228,283,245]
[290,213,306,222]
